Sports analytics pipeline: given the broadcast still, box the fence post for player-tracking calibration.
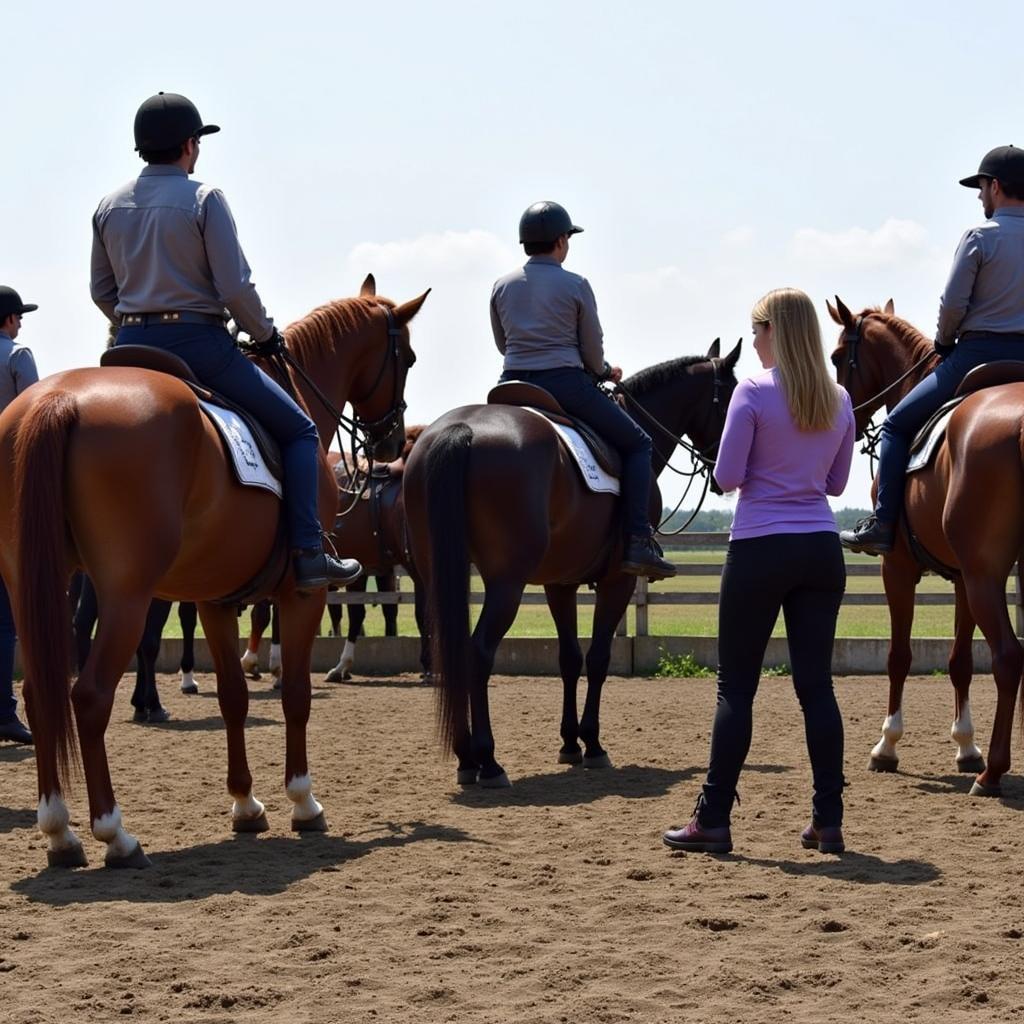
[635,575,649,637]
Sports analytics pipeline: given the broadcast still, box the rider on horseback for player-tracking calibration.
[842,145,1024,556]
[490,202,676,579]
[90,93,362,592]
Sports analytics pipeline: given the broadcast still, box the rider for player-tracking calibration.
[841,145,1024,555]
[490,201,675,579]
[90,92,362,592]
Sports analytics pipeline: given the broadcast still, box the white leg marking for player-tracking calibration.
[952,701,984,762]
[269,643,282,679]
[179,670,197,693]
[871,710,904,761]
[37,793,83,855]
[92,805,140,861]
[286,773,323,822]
[340,639,356,676]
[231,791,266,822]
[240,649,261,678]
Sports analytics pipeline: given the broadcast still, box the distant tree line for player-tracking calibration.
[659,507,872,534]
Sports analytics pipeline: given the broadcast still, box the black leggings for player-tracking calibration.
[700,531,846,828]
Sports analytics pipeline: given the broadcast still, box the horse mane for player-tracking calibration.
[623,354,719,398]
[862,308,934,362]
[284,296,395,364]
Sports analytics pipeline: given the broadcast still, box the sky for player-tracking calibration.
[4,0,1023,512]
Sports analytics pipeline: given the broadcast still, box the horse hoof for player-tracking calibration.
[47,845,88,869]
[479,771,512,789]
[325,668,344,683]
[245,669,261,681]
[583,753,613,770]
[558,750,583,765]
[868,756,899,773]
[969,780,1002,798]
[292,811,328,832]
[232,812,270,833]
[456,768,479,785]
[105,842,151,870]
[272,678,282,691]
[956,756,986,774]
[180,682,199,695]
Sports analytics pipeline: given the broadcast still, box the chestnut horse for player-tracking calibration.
[0,275,428,868]
[404,341,740,787]
[828,297,1022,796]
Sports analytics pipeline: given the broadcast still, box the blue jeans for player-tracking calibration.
[117,324,322,549]
[0,577,17,722]
[876,334,1024,522]
[499,367,654,537]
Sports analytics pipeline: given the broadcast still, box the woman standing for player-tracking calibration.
[663,288,855,855]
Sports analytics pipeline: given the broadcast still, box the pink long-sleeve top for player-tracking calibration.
[713,368,855,540]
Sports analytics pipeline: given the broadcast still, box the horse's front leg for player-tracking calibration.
[325,576,366,682]
[580,574,636,769]
[277,588,329,829]
[197,601,268,832]
[869,547,920,772]
[240,599,271,679]
[545,584,584,765]
[949,577,984,772]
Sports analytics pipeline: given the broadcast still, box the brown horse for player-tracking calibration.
[404,341,740,787]
[0,275,428,868]
[828,297,1022,796]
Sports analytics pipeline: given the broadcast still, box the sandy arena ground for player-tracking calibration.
[1,670,1023,1023]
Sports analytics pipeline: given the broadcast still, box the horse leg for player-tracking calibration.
[269,602,282,686]
[134,599,172,721]
[72,574,99,672]
[241,599,270,679]
[380,572,399,637]
[409,566,433,682]
[869,550,919,771]
[71,594,152,868]
[196,601,268,832]
[276,589,329,830]
[469,578,526,787]
[327,591,343,637]
[949,579,984,772]
[326,576,365,682]
[579,574,635,769]
[545,583,584,765]
[179,601,199,694]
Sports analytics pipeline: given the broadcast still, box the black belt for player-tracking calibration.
[121,311,226,327]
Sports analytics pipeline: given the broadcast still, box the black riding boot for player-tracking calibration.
[293,549,364,593]
[621,533,676,580]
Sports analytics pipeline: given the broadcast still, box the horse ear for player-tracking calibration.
[826,299,843,325]
[722,338,742,369]
[360,274,376,297]
[706,337,720,358]
[393,288,431,325]
[834,295,855,328]
[884,297,895,315]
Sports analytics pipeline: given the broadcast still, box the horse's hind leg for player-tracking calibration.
[379,572,399,637]
[869,548,919,772]
[179,601,199,694]
[241,599,270,679]
[197,600,268,832]
[133,599,172,719]
[949,579,984,772]
[326,576,365,682]
[72,593,153,868]
[545,583,584,765]
[277,589,329,830]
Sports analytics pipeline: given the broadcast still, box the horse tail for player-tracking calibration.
[424,422,473,750]
[13,390,79,785]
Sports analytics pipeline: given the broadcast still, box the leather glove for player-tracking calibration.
[933,339,955,360]
[251,328,285,356]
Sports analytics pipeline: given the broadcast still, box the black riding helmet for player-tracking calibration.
[133,92,220,151]
[518,201,583,246]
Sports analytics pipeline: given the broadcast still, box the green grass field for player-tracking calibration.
[154,550,1000,641]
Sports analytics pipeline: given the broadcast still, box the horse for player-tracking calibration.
[324,426,431,682]
[404,340,740,786]
[0,274,428,868]
[240,599,281,682]
[828,296,1023,796]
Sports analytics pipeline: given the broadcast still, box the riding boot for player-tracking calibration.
[293,549,364,593]
[621,533,676,580]
[839,514,895,556]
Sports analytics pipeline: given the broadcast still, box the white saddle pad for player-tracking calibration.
[520,406,620,495]
[198,399,283,498]
[906,407,955,474]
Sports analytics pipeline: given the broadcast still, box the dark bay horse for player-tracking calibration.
[828,297,1023,795]
[404,341,740,787]
[0,275,428,868]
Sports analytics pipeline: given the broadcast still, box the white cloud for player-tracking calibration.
[791,218,930,270]
[721,225,756,247]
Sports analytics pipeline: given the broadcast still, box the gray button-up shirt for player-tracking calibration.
[0,332,39,412]
[90,165,274,342]
[936,206,1024,345]
[490,256,606,374]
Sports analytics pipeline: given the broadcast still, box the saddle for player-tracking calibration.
[100,345,289,606]
[487,381,622,478]
[102,345,284,483]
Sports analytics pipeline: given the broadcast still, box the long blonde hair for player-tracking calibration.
[752,287,839,431]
